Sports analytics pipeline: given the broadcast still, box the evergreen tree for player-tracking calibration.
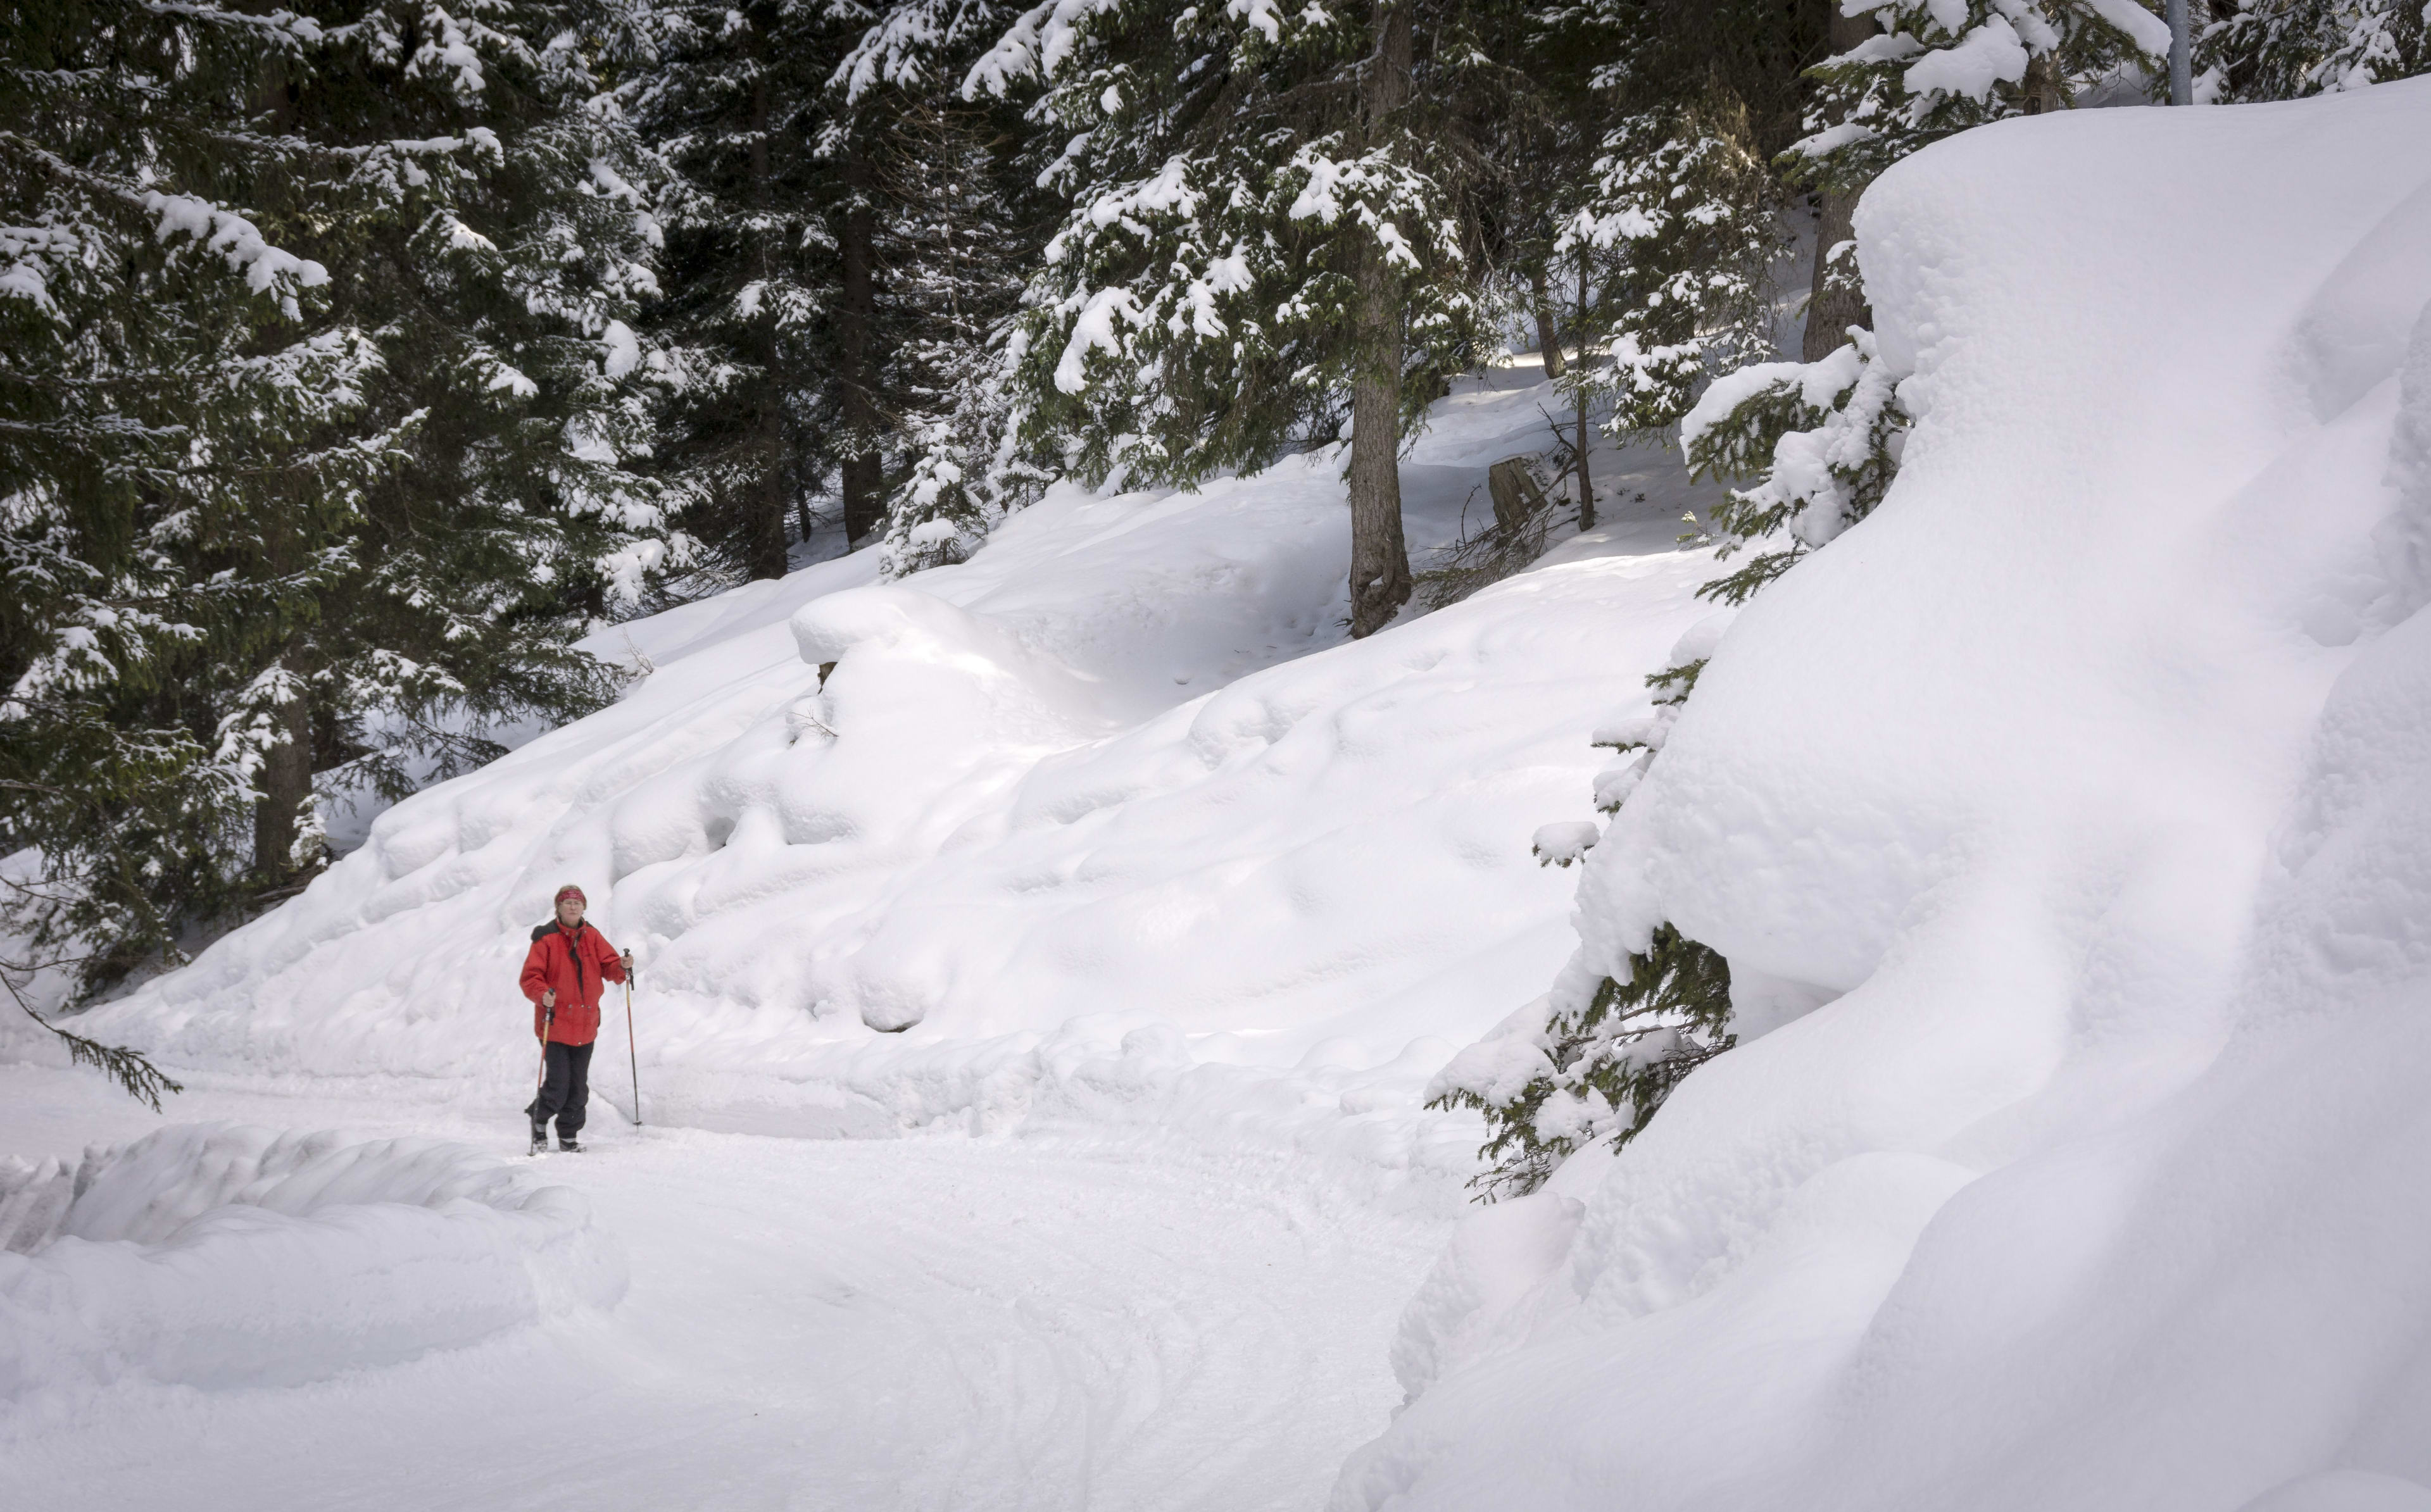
[1430,924,1732,1199]
[2202,0,2430,99]
[1481,0,1810,532]
[634,0,861,578]
[1552,91,1785,440]
[831,0,1049,577]
[1429,1,1919,1200]
[865,97,1048,577]
[3,0,386,993]
[248,0,687,892]
[1680,325,1907,604]
[1787,0,2171,194]
[1677,0,2173,606]
[4,0,684,999]
[969,0,1507,635]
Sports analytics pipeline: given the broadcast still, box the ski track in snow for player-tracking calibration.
[0,1065,1445,1512]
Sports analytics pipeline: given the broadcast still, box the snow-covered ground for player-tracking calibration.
[16,77,2431,1512]
[4,356,1724,1506]
[0,1065,1443,1511]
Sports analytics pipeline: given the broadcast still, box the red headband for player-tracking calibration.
[554,885,587,905]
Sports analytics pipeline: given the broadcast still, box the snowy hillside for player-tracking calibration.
[79,367,1721,1164]
[8,365,1728,1512]
[1339,79,2431,1511]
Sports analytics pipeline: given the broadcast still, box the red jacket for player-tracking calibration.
[519,920,627,1045]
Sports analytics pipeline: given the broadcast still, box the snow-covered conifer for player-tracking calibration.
[1788,0,2171,193]
[632,0,858,577]
[1428,925,1732,1199]
[1681,328,1908,604]
[829,0,1049,577]
[3,0,387,987]
[969,0,1500,635]
[1489,0,1809,530]
[4,0,685,994]
[1555,96,1785,442]
[864,99,1048,577]
[2202,0,2430,99]
[249,0,687,880]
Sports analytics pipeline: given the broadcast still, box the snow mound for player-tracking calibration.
[0,1125,622,1409]
[1341,81,2431,1510]
[82,371,1720,1165]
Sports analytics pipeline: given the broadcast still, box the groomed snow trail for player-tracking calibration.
[0,1066,1447,1512]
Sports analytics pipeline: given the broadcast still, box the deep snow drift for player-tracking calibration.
[1339,81,2431,1512]
[0,1075,1445,1511]
[1,1122,620,1414]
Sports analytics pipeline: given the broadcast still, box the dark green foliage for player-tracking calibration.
[262,0,675,840]
[1523,0,1815,440]
[972,0,1501,492]
[1786,1,2168,196]
[6,978,182,1111]
[631,0,860,580]
[2,0,380,986]
[1431,925,1733,1200]
[3,0,674,1006]
[1683,330,1908,607]
[831,0,1053,577]
[2202,0,2430,101]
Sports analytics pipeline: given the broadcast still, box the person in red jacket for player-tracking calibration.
[519,884,631,1153]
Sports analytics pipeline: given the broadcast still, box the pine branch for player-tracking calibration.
[3,964,182,1113]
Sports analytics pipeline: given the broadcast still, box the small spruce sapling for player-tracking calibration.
[1429,925,1731,1200]
[1680,328,1909,606]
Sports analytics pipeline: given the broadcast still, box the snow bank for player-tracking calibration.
[1341,81,2431,1509]
[0,1125,621,1415]
[76,370,1720,1175]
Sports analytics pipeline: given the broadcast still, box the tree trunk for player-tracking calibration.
[1531,278,1565,380]
[251,685,312,884]
[839,141,884,546]
[747,375,789,577]
[1573,258,1594,530]
[1574,387,1595,531]
[1802,4,1876,362]
[2019,53,2064,115]
[1345,0,1413,639]
[744,65,789,578]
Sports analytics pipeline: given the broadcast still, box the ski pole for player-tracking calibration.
[536,1002,555,1093]
[624,972,641,1127]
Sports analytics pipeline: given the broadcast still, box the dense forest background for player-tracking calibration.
[3,0,2422,1004]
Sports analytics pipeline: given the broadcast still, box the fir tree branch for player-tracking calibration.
[2,959,182,1113]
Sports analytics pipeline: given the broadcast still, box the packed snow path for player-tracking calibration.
[0,1066,1447,1512]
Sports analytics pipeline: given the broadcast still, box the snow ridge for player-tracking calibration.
[1340,78,2431,1512]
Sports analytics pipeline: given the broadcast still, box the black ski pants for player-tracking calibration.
[529,1040,594,1136]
